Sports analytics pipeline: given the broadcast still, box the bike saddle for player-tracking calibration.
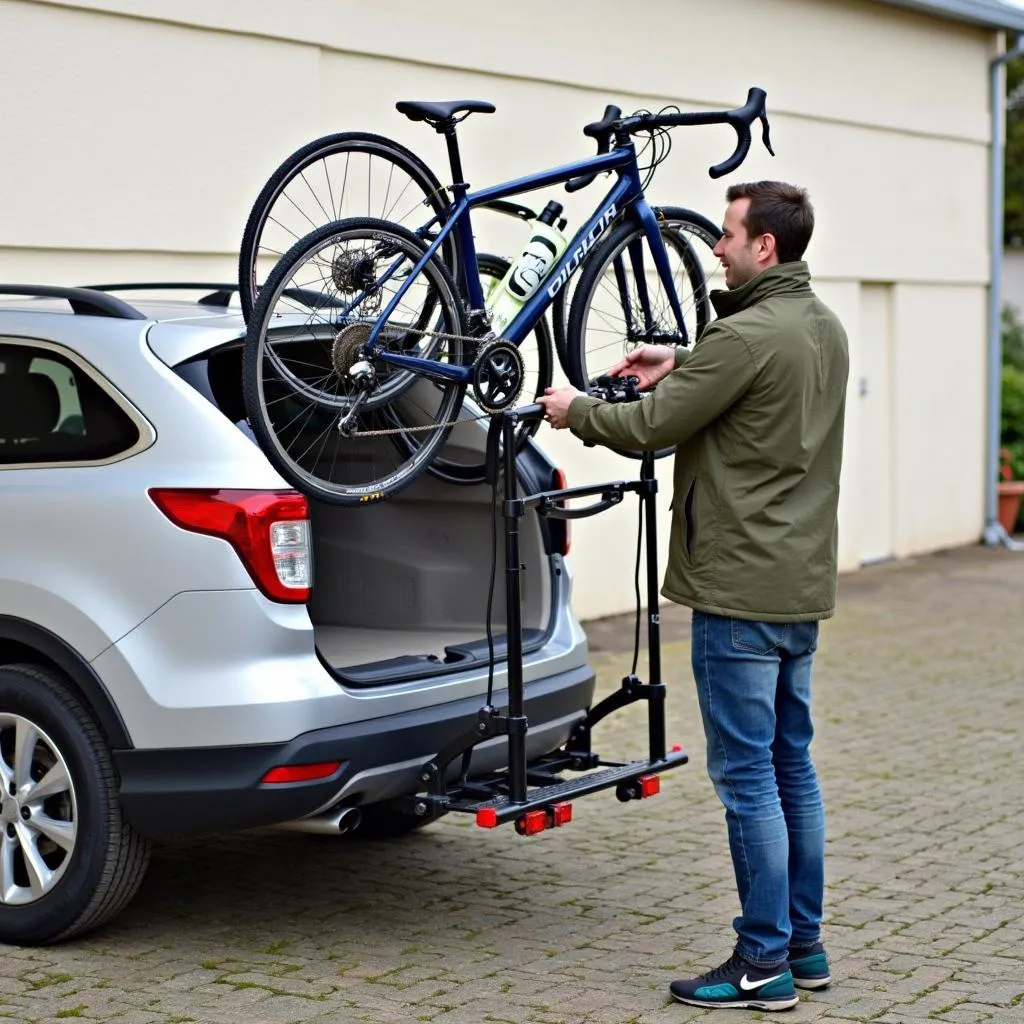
[395,99,496,124]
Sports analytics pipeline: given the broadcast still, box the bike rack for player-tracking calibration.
[406,390,688,835]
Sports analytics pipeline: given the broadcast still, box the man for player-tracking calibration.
[538,181,849,1012]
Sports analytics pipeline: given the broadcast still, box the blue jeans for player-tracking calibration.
[691,611,825,967]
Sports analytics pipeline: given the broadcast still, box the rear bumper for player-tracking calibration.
[114,664,595,840]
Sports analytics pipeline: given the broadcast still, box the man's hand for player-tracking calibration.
[606,344,677,391]
[537,385,584,430]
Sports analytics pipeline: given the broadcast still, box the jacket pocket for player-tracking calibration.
[683,478,697,563]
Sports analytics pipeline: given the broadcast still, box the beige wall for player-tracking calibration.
[0,0,1000,619]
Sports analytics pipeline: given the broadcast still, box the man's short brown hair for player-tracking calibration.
[725,181,814,263]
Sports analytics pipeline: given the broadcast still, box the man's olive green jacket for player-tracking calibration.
[566,261,849,622]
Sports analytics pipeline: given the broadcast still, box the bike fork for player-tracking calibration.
[612,201,690,344]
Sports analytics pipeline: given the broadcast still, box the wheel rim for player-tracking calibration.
[248,221,465,502]
[247,145,446,309]
[0,714,78,906]
[257,233,444,411]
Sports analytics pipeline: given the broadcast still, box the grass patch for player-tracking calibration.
[215,978,330,1002]
[259,939,291,955]
[928,1000,966,1019]
[27,974,73,990]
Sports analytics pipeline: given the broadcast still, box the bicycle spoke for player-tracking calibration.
[279,186,324,237]
[339,152,351,220]
[298,167,336,228]
[381,175,419,223]
[323,156,337,227]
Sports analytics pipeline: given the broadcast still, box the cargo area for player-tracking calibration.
[307,469,552,684]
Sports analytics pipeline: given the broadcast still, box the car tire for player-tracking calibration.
[0,664,151,945]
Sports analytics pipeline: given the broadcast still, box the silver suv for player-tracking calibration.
[0,283,594,945]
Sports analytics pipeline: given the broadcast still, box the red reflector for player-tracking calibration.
[518,809,548,836]
[638,774,661,798]
[262,761,341,784]
[476,807,499,828]
[671,744,683,753]
[149,488,311,603]
[550,802,573,826]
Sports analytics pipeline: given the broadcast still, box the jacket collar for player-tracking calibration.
[710,261,812,319]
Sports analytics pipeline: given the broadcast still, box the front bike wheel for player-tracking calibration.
[565,206,722,390]
[421,252,554,485]
[238,132,453,323]
[243,217,466,506]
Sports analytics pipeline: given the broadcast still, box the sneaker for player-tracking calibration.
[669,950,798,1011]
[788,941,831,989]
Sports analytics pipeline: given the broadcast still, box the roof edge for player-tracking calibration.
[877,0,1024,32]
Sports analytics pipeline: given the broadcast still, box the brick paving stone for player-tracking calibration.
[0,545,1021,1024]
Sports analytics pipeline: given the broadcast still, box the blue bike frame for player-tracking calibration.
[365,140,689,383]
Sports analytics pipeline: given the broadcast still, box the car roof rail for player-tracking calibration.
[0,285,147,319]
[85,282,240,308]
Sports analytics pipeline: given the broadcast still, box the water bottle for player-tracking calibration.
[487,201,569,335]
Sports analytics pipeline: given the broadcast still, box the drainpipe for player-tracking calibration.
[985,35,1024,550]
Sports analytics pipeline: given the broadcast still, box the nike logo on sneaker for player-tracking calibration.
[739,972,787,991]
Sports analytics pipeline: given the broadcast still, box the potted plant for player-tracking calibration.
[998,446,1024,534]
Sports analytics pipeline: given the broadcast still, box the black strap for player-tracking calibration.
[484,414,503,486]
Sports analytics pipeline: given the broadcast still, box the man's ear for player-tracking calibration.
[758,232,778,264]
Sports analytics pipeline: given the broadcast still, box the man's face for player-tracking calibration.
[712,198,767,289]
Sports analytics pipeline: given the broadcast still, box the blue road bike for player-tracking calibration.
[243,88,773,506]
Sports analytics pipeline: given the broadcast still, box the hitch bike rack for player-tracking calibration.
[404,381,688,835]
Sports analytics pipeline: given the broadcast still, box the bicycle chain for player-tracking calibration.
[350,408,490,438]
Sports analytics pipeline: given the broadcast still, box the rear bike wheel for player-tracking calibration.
[565,206,722,390]
[421,252,554,485]
[238,132,453,323]
[243,217,467,506]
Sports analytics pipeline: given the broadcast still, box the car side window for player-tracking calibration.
[0,341,141,464]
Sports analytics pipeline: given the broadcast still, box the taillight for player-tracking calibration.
[550,801,573,826]
[637,775,661,798]
[476,807,499,829]
[553,468,571,556]
[516,809,549,836]
[149,488,311,603]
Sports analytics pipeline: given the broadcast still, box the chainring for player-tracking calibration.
[471,340,525,414]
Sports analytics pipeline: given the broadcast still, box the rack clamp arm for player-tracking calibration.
[419,705,529,798]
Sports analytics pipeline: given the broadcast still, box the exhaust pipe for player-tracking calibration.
[274,806,362,836]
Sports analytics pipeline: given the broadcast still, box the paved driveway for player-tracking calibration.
[1,545,1021,1024]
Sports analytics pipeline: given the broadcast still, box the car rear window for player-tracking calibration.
[0,340,141,464]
